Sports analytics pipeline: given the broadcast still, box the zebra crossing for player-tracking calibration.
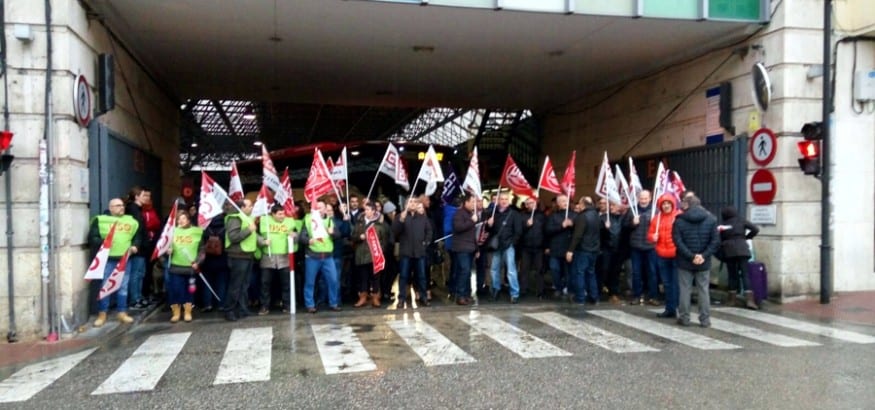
[1,308,873,403]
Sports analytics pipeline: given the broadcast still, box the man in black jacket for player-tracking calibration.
[486,192,523,303]
[544,194,576,298]
[566,196,600,304]
[392,198,433,308]
[623,190,659,305]
[672,194,721,327]
[519,197,546,298]
[452,193,479,305]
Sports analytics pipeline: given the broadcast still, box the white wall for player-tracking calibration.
[541,0,847,300]
[0,0,180,340]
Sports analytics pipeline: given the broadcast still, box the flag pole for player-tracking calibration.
[367,145,392,200]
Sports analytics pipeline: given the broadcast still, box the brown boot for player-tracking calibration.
[744,291,759,310]
[354,292,368,308]
[726,291,737,307]
[370,292,381,308]
[117,312,134,324]
[94,312,107,328]
[183,303,193,322]
[170,304,181,323]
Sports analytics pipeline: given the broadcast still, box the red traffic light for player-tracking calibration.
[0,131,12,151]
[797,140,819,158]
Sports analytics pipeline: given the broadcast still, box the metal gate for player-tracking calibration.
[632,136,748,218]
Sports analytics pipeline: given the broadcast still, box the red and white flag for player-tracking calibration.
[651,161,669,218]
[669,170,687,198]
[415,145,445,196]
[304,149,335,203]
[561,150,577,200]
[537,156,562,195]
[366,224,385,273]
[595,151,621,205]
[98,250,130,300]
[615,164,633,208]
[198,171,229,228]
[151,206,177,261]
[252,184,272,218]
[395,155,410,191]
[376,143,409,191]
[261,145,282,193]
[628,157,643,197]
[462,147,482,199]
[228,161,244,203]
[84,222,117,280]
[275,167,296,217]
[499,154,536,198]
[330,147,348,193]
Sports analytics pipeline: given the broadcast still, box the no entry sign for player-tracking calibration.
[750,169,777,205]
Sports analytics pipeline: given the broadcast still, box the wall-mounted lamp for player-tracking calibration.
[13,24,34,43]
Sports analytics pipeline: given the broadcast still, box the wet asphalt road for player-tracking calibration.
[3,301,875,409]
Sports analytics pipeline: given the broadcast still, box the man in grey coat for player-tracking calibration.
[672,194,721,327]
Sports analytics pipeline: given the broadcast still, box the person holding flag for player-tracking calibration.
[256,204,300,315]
[623,190,660,305]
[223,198,257,322]
[392,197,433,308]
[545,194,576,299]
[485,191,524,304]
[88,198,141,327]
[299,200,342,313]
[351,202,390,308]
[163,212,204,323]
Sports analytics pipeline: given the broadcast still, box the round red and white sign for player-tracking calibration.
[73,74,92,127]
[750,169,777,205]
[750,128,777,167]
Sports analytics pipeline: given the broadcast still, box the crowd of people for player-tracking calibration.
[87,184,761,328]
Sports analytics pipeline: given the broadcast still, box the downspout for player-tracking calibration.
[1,0,17,343]
[40,0,59,340]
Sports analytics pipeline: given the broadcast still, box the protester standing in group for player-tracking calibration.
[224,199,257,321]
[392,198,433,308]
[125,186,150,309]
[164,212,203,323]
[89,198,141,327]
[300,200,342,313]
[672,194,721,327]
[649,193,680,318]
[352,202,390,308]
[486,192,523,303]
[257,205,299,314]
[545,194,575,298]
[719,206,760,310]
[452,193,479,305]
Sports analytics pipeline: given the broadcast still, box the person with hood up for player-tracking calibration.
[719,206,760,309]
[671,194,721,327]
[648,193,680,318]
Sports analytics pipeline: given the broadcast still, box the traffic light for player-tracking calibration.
[0,130,13,176]
[797,122,822,176]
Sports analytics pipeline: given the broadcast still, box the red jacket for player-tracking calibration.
[647,193,679,258]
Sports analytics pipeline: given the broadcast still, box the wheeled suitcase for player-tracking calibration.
[747,261,768,304]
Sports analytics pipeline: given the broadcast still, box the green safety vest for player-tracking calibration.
[170,226,203,267]
[304,213,334,253]
[94,214,139,257]
[260,216,299,255]
[224,213,257,253]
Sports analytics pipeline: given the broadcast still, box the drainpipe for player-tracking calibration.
[1,0,17,343]
[41,0,59,340]
[819,0,832,304]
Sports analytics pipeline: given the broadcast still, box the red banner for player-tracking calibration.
[98,250,130,300]
[366,224,385,274]
[499,154,535,198]
[304,149,335,203]
[538,156,562,195]
[561,150,576,200]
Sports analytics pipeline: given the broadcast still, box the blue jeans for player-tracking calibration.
[167,274,194,305]
[490,246,520,298]
[571,251,599,303]
[98,258,131,312]
[549,256,570,292]
[453,252,474,298]
[630,248,659,299]
[656,257,678,313]
[398,256,427,301]
[127,255,146,304]
[304,255,340,308]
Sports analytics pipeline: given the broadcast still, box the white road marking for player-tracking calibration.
[214,327,273,385]
[457,313,571,358]
[388,316,476,366]
[647,309,819,347]
[718,308,875,344]
[0,348,97,403]
[527,312,659,353]
[589,310,740,350]
[92,332,191,395]
[311,323,377,374]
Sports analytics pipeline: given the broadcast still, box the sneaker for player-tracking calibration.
[699,319,711,328]
[647,299,662,306]
[258,308,270,316]
[677,319,691,327]
[510,297,519,304]
[656,310,676,318]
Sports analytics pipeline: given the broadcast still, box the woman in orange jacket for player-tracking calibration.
[648,193,680,318]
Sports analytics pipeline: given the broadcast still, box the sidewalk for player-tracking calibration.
[0,305,159,370]
[775,290,875,327]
